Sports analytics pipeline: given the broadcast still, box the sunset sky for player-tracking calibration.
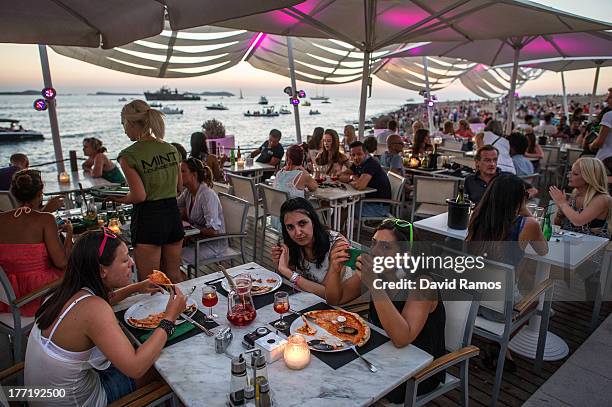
[0,0,610,101]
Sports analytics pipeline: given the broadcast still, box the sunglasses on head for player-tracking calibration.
[381,218,414,243]
[99,227,118,257]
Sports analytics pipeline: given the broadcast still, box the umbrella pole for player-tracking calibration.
[588,62,602,122]
[561,71,568,118]
[38,45,65,174]
[286,37,302,144]
[358,51,371,139]
[504,46,521,135]
[423,56,434,131]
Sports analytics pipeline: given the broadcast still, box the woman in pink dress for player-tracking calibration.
[0,169,72,316]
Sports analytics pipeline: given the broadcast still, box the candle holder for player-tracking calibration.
[108,218,121,234]
[58,171,71,184]
[283,335,310,370]
[237,158,245,168]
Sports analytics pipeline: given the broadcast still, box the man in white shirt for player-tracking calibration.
[591,87,612,181]
[534,113,558,136]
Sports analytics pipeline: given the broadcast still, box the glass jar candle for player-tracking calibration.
[283,335,310,370]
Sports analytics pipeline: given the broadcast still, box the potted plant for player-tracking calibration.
[202,119,226,139]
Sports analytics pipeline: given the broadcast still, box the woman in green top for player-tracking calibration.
[82,137,126,184]
[109,100,184,283]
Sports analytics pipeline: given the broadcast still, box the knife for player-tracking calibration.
[180,312,214,336]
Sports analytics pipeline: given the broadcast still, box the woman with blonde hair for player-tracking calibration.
[550,157,611,238]
[82,137,126,184]
[342,125,357,151]
[315,129,349,176]
[109,100,184,282]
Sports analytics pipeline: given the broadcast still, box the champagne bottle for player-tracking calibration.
[237,146,242,159]
[456,184,465,203]
[230,148,236,165]
[542,213,552,241]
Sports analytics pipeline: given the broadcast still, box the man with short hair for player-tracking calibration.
[250,129,284,166]
[464,145,537,204]
[339,141,392,217]
[379,134,405,176]
[0,153,29,190]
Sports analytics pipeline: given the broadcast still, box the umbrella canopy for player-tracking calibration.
[0,0,304,49]
[384,31,612,67]
[210,0,611,136]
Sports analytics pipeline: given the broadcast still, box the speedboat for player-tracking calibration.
[160,106,183,115]
[279,106,292,115]
[0,119,44,142]
[244,107,279,117]
[258,96,269,105]
[309,110,321,115]
[322,100,331,104]
[150,102,163,108]
[302,100,311,106]
[206,103,228,110]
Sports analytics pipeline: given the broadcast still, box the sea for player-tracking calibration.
[0,94,408,171]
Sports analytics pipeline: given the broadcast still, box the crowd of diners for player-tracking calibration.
[0,90,611,405]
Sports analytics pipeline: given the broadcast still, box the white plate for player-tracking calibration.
[124,294,197,329]
[289,314,350,353]
[220,267,282,296]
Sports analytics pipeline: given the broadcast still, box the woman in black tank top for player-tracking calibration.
[325,219,446,402]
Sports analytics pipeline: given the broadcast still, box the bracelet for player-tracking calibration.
[290,272,300,285]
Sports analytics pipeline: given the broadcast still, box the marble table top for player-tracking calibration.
[413,212,609,269]
[115,262,433,407]
[41,170,118,195]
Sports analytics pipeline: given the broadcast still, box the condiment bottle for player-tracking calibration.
[244,386,256,407]
[229,355,247,406]
[251,351,268,403]
[257,377,272,407]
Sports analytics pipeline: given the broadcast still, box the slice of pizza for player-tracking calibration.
[305,310,370,346]
[148,270,172,285]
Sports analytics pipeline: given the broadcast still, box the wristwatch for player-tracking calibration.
[290,272,301,285]
[158,319,176,337]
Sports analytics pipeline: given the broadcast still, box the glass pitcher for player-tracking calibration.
[83,196,97,221]
[227,273,257,326]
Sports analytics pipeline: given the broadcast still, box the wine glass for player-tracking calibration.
[273,291,290,330]
[201,286,218,319]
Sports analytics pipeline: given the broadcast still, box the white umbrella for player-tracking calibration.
[499,57,612,119]
[211,0,612,136]
[0,0,304,49]
[385,31,612,133]
[1,0,304,172]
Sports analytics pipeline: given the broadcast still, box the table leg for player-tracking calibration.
[345,200,355,241]
[508,261,569,361]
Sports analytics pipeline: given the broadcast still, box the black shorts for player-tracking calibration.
[131,198,184,245]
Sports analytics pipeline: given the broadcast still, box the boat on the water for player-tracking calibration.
[206,103,228,111]
[309,110,321,115]
[161,106,183,115]
[302,100,311,106]
[150,102,162,108]
[0,119,44,142]
[244,107,279,117]
[258,96,269,105]
[279,106,292,115]
[322,100,331,104]
[145,86,200,101]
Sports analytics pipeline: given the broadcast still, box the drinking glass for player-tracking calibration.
[273,291,290,330]
[202,285,218,319]
[526,203,538,216]
[97,214,106,227]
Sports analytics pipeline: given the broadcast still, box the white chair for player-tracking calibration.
[404,288,481,407]
[472,256,554,406]
[410,176,460,222]
[189,193,249,277]
[0,191,18,212]
[451,156,476,170]
[227,173,264,261]
[259,183,290,237]
[356,171,406,241]
[212,181,232,195]
[0,266,60,363]
[442,140,463,151]
[541,146,561,186]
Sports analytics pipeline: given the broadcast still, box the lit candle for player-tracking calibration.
[237,158,245,168]
[283,335,310,370]
[108,218,121,234]
[409,157,420,168]
[58,172,71,184]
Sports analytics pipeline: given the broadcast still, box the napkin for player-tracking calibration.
[139,321,196,342]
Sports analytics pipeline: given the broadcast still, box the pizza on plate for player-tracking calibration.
[148,270,172,285]
[304,309,370,346]
[127,304,196,329]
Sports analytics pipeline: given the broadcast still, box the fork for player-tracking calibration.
[342,340,377,373]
